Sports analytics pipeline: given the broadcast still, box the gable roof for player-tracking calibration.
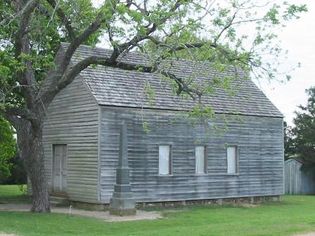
[64,44,283,118]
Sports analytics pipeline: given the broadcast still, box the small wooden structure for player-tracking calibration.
[285,159,315,195]
[42,44,284,206]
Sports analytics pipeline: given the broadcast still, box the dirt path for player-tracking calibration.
[0,204,161,222]
[294,233,315,236]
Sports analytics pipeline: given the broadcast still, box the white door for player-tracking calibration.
[52,145,67,193]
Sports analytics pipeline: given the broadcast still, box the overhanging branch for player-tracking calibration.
[46,0,76,40]
[160,71,200,100]
[114,0,184,61]
[58,12,106,74]
[60,56,154,90]
[40,0,193,107]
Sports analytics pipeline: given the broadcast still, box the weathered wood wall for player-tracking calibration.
[43,76,99,203]
[285,159,315,194]
[99,106,284,203]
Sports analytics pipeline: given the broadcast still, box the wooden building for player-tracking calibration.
[42,44,284,205]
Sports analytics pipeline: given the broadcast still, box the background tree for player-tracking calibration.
[284,121,295,160]
[1,154,27,185]
[0,0,306,212]
[290,87,315,164]
[0,117,16,181]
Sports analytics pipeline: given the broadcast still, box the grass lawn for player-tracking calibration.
[1,186,315,236]
[0,185,30,204]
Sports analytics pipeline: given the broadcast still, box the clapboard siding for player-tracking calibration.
[43,76,99,203]
[99,107,284,203]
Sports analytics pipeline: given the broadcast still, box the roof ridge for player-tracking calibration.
[61,42,283,118]
[61,43,246,73]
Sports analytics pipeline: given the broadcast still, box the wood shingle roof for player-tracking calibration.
[65,44,283,118]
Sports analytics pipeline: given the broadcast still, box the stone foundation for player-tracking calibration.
[68,195,281,211]
[136,195,281,209]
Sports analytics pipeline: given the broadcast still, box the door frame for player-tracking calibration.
[51,144,68,196]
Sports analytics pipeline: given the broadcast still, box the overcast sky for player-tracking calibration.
[256,1,314,125]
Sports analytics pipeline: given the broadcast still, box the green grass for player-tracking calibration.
[1,186,315,236]
[0,185,30,204]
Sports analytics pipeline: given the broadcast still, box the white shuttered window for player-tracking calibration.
[159,145,171,175]
[227,146,237,174]
[195,146,206,174]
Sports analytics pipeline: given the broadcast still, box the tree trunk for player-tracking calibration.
[16,119,50,213]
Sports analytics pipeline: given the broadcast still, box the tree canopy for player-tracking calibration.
[0,0,307,212]
[0,117,16,179]
[0,0,307,111]
[286,87,315,164]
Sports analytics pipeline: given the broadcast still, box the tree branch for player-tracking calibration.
[43,53,204,106]
[5,107,35,121]
[59,13,105,73]
[109,0,184,63]
[170,42,211,52]
[2,113,22,131]
[14,0,38,57]
[45,55,154,104]
[40,0,184,107]
[38,8,113,106]
[161,71,199,100]
[13,0,38,107]
[126,0,149,15]
[46,0,76,40]
[40,0,187,107]
[214,11,238,45]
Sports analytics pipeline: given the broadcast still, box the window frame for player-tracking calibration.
[226,145,239,175]
[158,145,172,176]
[195,146,208,175]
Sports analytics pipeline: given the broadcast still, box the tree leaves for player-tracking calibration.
[286,87,315,164]
[0,117,16,179]
[0,0,308,123]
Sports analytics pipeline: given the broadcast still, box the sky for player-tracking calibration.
[257,1,315,125]
[92,0,314,125]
